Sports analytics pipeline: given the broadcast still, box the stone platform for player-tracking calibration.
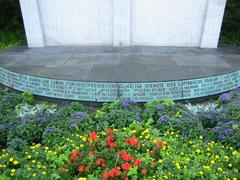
[0,45,240,102]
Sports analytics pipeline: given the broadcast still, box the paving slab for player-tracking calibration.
[4,65,45,75]
[120,54,176,66]
[172,54,232,68]
[87,65,113,81]
[146,66,204,81]
[66,53,120,65]
[36,65,93,80]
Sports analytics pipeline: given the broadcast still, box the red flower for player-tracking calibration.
[106,135,118,148]
[89,131,98,142]
[85,165,90,171]
[78,165,84,172]
[125,137,140,147]
[155,141,166,148]
[67,161,72,165]
[109,167,121,177]
[125,177,129,180]
[121,162,133,171]
[70,150,79,160]
[134,159,142,166]
[60,168,68,173]
[96,157,106,167]
[142,169,147,175]
[107,128,113,134]
[119,150,133,161]
[103,171,109,178]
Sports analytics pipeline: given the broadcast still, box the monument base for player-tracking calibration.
[0,45,239,102]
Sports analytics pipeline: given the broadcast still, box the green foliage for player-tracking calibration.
[220,0,240,46]
[0,87,240,179]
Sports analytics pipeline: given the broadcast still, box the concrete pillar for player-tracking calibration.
[200,0,227,48]
[19,0,45,47]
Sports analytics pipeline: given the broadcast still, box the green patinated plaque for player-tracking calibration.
[0,67,239,102]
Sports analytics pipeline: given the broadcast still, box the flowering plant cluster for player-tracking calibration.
[0,88,240,179]
[59,126,166,179]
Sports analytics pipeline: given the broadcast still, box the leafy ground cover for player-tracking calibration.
[0,88,239,179]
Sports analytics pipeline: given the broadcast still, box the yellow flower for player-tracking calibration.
[82,137,87,142]
[215,155,220,159]
[42,171,47,175]
[224,156,229,160]
[210,160,215,164]
[163,175,168,179]
[195,149,201,153]
[217,167,223,172]
[232,150,237,156]
[11,169,16,173]
[199,135,203,140]
[80,144,84,148]
[78,178,87,180]
[10,173,15,176]
[27,155,32,159]
[228,163,232,167]
[232,178,237,180]
[203,165,211,170]
[207,148,211,151]
[9,158,14,162]
[123,127,127,131]
[158,159,164,163]
[113,129,118,132]
[175,163,181,169]
[45,147,49,151]
[32,173,36,177]
[13,160,19,165]
[145,135,150,140]
[31,160,36,163]
[198,171,204,175]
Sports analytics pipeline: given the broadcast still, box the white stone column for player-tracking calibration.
[200,0,227,48]
[19,0,45,47]
[113,0,131,46]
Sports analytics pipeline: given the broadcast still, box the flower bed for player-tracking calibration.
[0,88,239,179]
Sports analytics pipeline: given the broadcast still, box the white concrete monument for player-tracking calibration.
[19,0,227,48]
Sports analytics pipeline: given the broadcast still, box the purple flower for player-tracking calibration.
[73,112,85,120]
[135,116,142,122]
[203,131,207,138]
[214,126,220,132]
[69,119,78,127]
[20,116,28,124]
[46,127,54,133]
[218,134,225,140]
[219,93,231,101]
[156,105,163,110]
[0,124,5,130]
[158,116,168,123]
[205,114,212,120]
[122,99,135,107]
[182,132,188,138]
